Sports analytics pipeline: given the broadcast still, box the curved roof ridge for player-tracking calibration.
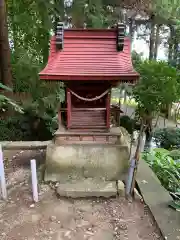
[39,29,139,82]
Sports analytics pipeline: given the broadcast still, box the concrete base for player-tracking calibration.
[56,179,118,198]
[45,142,129,183]
[137,159,180,240]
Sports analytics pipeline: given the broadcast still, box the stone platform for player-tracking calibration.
[45,142,129,183]
[44,127,130,197]
[56,179,125,198]
[56,179,117,198]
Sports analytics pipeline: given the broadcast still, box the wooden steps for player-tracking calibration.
[70,109,106,129]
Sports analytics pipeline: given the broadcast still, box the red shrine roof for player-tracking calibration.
[39,29,139,82]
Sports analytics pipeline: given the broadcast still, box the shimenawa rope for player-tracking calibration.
[69,89,109,102]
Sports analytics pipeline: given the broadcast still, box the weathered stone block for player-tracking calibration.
[45,142,129,182]
[117,180,125,197]
[56,179,117,198]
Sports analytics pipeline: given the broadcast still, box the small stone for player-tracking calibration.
[87,228,92,231]
[134,188,143,201]
[119,223,128,230]
[113,209,117,214]
[117,180,125,196]
[86,231,94,236]
[77,219,89,227]
[141,180,148,184]
[64,231,71,237]
[1,233,6,236]
[30,204,35,208]
[58,220,61,224]
[55,182,60,187]
[50,215,57,222]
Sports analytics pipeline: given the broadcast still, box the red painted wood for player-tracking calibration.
[39,74,138,82]
[106,92,111,129]
[65,84,108,130]
[72,108,106,111]
[58,110,62,128]
[67,89,71,129]
[39,29,139,82]
[70,109,106,129]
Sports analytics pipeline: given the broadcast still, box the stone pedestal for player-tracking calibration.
[44,127,130,197]
[45,145,129,182]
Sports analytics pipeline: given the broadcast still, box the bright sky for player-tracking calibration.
[132,31,168,61]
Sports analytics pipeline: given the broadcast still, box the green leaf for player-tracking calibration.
[0,83,12,92]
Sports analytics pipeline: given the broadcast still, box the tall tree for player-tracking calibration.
[149,14,155,60]
[0,0,12,87]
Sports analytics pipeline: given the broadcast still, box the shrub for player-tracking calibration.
[0,102,59,141]
[119,115,140,134]
[153,127,180,149]
[169,149,180,161]
[142,148,180,192]
[0,117,28,141]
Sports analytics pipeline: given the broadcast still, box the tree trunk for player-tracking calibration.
[174,36,179,67]
[154,24,160,60]
[0,0,12,87]
[71,0,85,28]
[128,18,134,48]
[149,14,155,60]
[168,25,175,63]
[53,0,64,33]
[40,22,50,65]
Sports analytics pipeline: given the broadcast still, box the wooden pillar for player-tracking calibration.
[67,88,71,129]
[58,107,62,128]
[106,91,111,129]
[58,103,65,131]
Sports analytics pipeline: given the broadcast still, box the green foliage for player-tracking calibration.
[0,81,65,141]
[119,115,140,134]
[0,83,23,113]
[0,83,12,92]
[131,50,143,70]
[153,127,180,150]
[11,52,41,94]
[153,0,180,21]
[169,149,180,161]
[0,103,58,141]
[7,0,54,64]
[133,61,180,118]
[142,148,180,192]
[0,117,27,141]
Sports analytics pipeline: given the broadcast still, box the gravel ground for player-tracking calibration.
[0,150,164,240]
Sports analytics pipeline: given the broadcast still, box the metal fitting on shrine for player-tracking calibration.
[56,22,64,50]
[117,23,125,51]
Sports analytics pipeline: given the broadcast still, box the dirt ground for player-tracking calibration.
[0,150,164,240]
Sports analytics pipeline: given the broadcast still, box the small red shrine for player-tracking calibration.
[39,23,139,133]
[39,23,139,187]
